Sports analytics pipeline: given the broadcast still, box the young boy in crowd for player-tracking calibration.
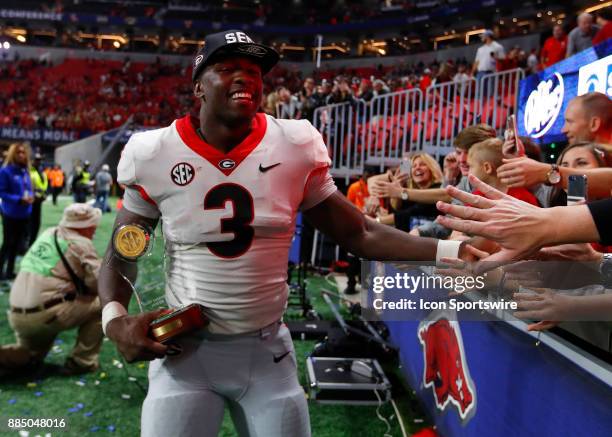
[468,138,540,206]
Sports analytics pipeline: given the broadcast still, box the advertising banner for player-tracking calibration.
[368,262,612,436]
[517,40,612,144]
[0,126,88,144]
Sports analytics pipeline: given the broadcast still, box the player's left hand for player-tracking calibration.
[496,157,549,188]
[437,244,490,278]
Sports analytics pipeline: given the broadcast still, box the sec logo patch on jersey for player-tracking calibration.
[171,162,195,186]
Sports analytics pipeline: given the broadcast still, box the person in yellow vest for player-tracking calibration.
[28,154,48,247]
[71,161,91,203]
[48,164,65,206]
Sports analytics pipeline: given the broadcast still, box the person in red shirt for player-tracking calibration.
[467,138,540,206]
[346,167,376,211]
[540,25,568,69]
[419,68,432,93]
[593,7,612,46]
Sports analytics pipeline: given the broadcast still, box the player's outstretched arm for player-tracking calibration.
[303,191,440,261]
[98,207,168,362]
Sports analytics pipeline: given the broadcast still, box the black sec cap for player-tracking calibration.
[191,30,279,82]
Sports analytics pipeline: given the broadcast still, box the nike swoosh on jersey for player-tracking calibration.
[273,351,291,363]
[259,162,281,173]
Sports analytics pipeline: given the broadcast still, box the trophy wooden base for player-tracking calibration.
[149,304,208,343]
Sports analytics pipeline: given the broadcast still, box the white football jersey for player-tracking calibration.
[117,113,336,334]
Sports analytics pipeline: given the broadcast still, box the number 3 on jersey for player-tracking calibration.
[204,183,254,258]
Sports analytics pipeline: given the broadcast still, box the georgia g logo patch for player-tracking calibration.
[218,159,236,170]
[171,162,195,186]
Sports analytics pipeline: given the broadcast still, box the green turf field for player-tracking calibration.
[0,198,429,436]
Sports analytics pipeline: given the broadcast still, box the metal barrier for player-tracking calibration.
[313,68,524,179]
[476,68,524,136]
[422,78,477,160]
[366,88,423,171]
[313,100,368,183]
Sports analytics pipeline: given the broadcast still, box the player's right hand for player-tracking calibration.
[105,309,169,363]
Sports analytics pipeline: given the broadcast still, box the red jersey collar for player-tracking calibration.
[175,113,267,176]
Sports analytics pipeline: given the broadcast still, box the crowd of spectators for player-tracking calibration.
[342,90,611,351]
[1,8,608,134]
[265,10,610,123]
[0,57,195,132]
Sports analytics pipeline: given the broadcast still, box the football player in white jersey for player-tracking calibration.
[99,30,467,437]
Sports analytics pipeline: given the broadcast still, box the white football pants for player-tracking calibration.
[141,322,311,437]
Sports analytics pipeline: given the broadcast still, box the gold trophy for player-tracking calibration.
[112,223,208,344]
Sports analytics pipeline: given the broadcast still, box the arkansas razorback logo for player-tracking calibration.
[418,317,476,422]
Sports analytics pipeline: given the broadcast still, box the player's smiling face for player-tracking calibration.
[198,56,263,121]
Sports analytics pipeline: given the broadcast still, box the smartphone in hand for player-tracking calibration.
[567,174,588,206]
[399,156,411,176]
[505,115,525,156]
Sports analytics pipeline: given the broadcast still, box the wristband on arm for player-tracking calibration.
[435,240,463,266]
[102,301,128,336]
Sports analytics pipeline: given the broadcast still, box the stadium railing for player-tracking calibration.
[314,68,524,182]
[477,68,525,136]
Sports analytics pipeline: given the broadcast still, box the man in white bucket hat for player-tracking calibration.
[0,203,103,377]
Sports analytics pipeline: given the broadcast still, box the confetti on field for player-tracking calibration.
[8,398,16,404]
[112,360,123,369]
[94,380,100,386]
[26,382,37,388]
[90,426,100,432]
[54,339,64,345]
[107,425,116,432]
[137,363,145,369]
[84,411,93,417]
[51,345,63,354]
[34,391,43,397]
[75,380,86,387]
[99,372,107,379]
[68,403,85,413]
[121,394,131,400]
[128,376,137,382]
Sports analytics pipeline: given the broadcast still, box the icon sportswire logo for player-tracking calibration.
[523,72,564,138]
